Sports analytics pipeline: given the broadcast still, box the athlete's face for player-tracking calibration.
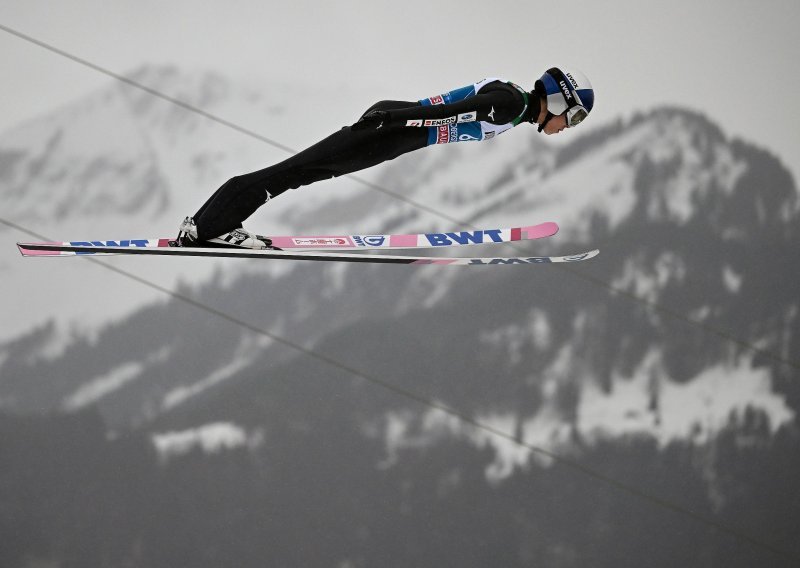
[542,113,568,135]
[536,98,570,135]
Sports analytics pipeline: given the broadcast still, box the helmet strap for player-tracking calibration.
[537,111,554,133]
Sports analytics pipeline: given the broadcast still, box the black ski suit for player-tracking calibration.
[192,80,540,240]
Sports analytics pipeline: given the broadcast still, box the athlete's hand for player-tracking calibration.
[351,110,390,131]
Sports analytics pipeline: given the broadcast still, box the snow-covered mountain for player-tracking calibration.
[0,65,375,342]
[2,66,796,445]
[2,66,799,566]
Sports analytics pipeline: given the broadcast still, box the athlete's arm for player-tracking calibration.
[352,82,524,130]
[386,90,517,126]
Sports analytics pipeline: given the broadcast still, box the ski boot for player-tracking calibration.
[176,217,279,249]
[176,216,199,246]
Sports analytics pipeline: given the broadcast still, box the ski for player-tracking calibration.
[15,221,558,257]
[18,241,599,265]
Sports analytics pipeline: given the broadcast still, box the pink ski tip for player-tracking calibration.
[520,222,559,240]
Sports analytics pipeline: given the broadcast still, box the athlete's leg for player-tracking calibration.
[193,101,426,240]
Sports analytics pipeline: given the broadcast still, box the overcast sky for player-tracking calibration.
[1,0,798,180]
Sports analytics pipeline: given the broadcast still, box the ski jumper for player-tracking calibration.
[192,79,540,241]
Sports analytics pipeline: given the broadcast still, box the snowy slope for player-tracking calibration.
[1,67,798,475]
[274,106,799,472]
[2,70,799,568]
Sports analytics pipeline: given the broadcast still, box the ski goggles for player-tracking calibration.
[566,105,588,128]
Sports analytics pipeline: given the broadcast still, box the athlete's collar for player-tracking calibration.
[506,82,540,127]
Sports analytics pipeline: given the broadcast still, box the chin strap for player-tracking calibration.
[537,111,554,133]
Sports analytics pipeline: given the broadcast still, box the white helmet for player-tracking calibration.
[536,67,595,130]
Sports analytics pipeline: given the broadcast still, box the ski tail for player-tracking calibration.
[17,239,170,257]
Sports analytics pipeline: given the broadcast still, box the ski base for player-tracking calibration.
[18,241,599,265]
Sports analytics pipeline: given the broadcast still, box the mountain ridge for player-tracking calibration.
[2,65,799,567]
[1,64,797,450]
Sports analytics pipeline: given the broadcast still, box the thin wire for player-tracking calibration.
[2,21,795,373]
[1,24,798,563]
[3,215,796,563]
[0,23,296,155]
